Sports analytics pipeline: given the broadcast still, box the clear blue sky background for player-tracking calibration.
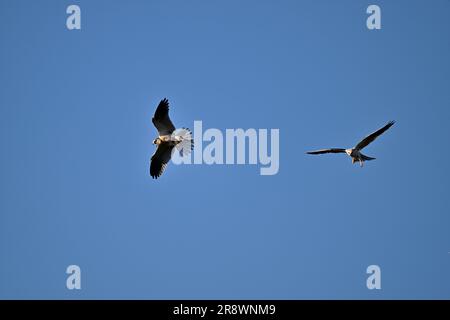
[1,0,449,299]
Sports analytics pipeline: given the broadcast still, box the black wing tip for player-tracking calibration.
[384,120,395,129]
[156,98,170,109]
[150,170,162,179]
[150,160,167,180]
[382,120,395,131]
[153,98,171,120]
[149,160,160,179]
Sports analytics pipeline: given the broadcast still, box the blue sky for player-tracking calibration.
[1,0,449,299]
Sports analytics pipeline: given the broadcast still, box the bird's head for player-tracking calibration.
[153,138,162,145]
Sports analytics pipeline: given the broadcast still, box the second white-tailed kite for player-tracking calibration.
[306,121,395,167]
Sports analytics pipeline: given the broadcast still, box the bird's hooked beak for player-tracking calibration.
[152,138,159,145]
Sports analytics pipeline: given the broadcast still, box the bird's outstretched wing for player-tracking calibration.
[354,121,395,151]
[306,148,346,155]
[152,98,176,136]
[150,143,174,179]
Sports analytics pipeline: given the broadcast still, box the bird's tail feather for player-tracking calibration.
[360,153,376,161]
[174,128,194,156]
[182,127,194,150]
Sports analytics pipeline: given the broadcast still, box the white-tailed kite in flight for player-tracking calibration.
[150,98,193,179]
[306,121,395,167]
